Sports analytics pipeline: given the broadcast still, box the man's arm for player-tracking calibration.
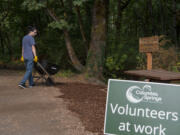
[20,46,24,62]
[32,45,37,57]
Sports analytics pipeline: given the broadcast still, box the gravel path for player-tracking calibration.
[0,70,94,135]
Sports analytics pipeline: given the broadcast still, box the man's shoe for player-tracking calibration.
[18,84,27,89]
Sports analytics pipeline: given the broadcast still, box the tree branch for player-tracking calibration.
[75,6,88,53]
[46,7,85,72]
[59,0,64,7]
[121,0,131,10]
[46,8,58,21]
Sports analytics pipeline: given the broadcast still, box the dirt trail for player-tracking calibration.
[0,70,96,135]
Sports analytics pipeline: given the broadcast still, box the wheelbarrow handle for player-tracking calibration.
[36,62,51,77]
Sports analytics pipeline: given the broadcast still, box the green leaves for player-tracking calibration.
[177,3,180,10]
[73,0,83,6]
[21,0,46,11]
[0,12,10,28]
[73,0,89,6]
[48,20,69,30]
[105,54,128,71]
[105,54,128,78]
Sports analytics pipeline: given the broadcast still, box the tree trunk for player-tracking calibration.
[159,0,166,34]
[115,0,123,39]
[104,0,109,58]
[177,11,180,45]
[145,0,153,36]
[0,32,5,55]
[47,8,85,72]
[147,0,153,34]
[86,0,107,79]
[115,0,131,44]
[5,33,13,60]
[172,0,178,46]
[64,30,85,71]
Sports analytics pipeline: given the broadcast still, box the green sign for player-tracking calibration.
[104,79,180,135]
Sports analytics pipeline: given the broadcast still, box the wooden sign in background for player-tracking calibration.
[139,36,159,53]
[139,36,159,70]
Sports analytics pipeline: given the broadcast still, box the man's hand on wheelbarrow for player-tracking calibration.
[34,56,38,63]
[20,56,24,62]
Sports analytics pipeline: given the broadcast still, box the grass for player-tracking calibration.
[55,69,75,77]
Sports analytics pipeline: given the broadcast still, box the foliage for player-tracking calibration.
[21,0,46,11]
[73,0,88,6]
[0,0,180,80]
[105,54,127,78]
[153,46,179,71]
[48,20,71,30]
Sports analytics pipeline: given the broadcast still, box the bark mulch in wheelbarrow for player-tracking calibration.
[56,82,107,135]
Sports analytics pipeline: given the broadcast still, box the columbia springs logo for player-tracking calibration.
[126,85,162,104]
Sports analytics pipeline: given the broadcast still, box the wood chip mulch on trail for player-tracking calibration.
[56,83,107,135]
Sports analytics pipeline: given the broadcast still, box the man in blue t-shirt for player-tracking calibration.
[18,26,38,89]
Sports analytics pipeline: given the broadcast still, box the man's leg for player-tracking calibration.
[19,59,33,87]
[29,61,34,86]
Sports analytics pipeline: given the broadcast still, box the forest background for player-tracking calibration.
[0,0,180,80]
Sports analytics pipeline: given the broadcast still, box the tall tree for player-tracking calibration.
[115,0,131,39]
[47,0,108,79]
[172,0,178,46]
[86,0,108,79]
[47,2,85,72]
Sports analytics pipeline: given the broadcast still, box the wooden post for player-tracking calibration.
[146,52,152,70]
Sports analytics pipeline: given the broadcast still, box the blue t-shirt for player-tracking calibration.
[22,35,35,60]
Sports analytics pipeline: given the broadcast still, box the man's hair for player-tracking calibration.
[27,26,37,33]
